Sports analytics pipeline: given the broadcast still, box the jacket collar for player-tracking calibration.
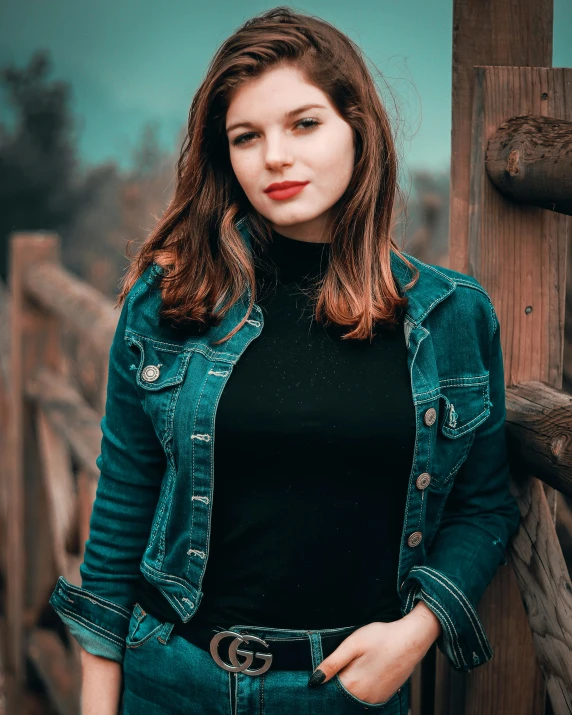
[236,217,456,328]
[390,251,456,327]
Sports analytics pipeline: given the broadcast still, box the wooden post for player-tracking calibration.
[450,0,553,275]
[445,0,556,711]
[7,232,61,713]
[461,66,571,715]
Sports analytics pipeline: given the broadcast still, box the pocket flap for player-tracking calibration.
[438,374,491,439]
[125,333,192,391]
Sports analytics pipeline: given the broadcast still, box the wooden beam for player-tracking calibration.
[23,260,117,360]
[7,232,61,713]
[486,114,572,215]
[76,469,97,561]
[504,381,572,497]
[509,474,572,713]
[36,409,76,580]
[26,367,102,481]
[0,278,10,386]
[450,0,553,275]
[0,280,10,664]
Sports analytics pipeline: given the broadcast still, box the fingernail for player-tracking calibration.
[308,669,326,687]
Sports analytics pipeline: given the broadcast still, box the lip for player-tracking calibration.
[264,180,310,201]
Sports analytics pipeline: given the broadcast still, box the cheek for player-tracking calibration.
[313,149,354,199]
[229,152,257,194]
[314,130,354,182]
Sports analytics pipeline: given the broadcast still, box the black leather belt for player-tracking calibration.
[135,585,358,673]
[173,620,357,674]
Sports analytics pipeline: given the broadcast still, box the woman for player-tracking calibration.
[49,7,521,714]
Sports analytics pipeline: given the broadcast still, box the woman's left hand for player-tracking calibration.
[309,601,442,705]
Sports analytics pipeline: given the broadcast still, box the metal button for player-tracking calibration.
[416,473,431,490]
[407,531,423,548]
[423,408,437,426]
[141,364,161,382]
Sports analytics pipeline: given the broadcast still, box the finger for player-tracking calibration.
[308,640,357,686]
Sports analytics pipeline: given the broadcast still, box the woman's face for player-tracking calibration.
[226,64,355,243]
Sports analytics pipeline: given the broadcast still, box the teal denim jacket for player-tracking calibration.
[49,217,521,672]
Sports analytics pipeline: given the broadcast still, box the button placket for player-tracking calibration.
[408,408,436,551]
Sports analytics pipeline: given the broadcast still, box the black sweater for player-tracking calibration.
[138,229,416,629]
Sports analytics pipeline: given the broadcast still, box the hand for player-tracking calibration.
[308,601,442,706]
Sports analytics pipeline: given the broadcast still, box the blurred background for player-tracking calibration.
[6,0,571,292]
[1,2,572,712]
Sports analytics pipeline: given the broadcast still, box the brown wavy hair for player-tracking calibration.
[117,5,419,343]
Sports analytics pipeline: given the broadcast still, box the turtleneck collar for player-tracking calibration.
[259,229,331,285]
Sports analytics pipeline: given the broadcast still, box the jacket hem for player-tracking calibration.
[49,576,131,663]
[401,566,493,672]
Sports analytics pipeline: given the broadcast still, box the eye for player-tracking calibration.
[231,131,257,147]
[296,118,320,131]
[230,118,321,147]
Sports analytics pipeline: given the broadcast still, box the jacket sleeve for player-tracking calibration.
[401,305,521,671]
[49,281,167,663]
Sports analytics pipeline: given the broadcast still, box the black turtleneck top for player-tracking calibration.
[138,229,416,629]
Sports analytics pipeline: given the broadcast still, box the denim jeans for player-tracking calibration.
[120,605,411,714]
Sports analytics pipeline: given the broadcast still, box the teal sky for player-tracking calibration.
[2,0,571,173]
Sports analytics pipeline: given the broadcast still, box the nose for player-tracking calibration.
[264,132,294,171]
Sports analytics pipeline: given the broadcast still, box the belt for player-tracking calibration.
[135,585,358,674]
[172,620,357,674]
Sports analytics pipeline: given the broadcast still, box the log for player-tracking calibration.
[26,367,102,481]
[0,278,10,386]
[486,114,572,215]
[505,381,572,497]
[77,469,97,558]
[36,409,77,580]
[23,260,118,360]
[7,233,61,714]
[510,474,572,712]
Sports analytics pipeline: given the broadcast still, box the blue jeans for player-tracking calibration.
[121,605,411,714]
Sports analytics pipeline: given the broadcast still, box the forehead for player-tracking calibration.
[226,65,330,120]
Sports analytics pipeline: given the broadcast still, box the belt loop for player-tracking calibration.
[157,622,175,645]
[308,632,323,672]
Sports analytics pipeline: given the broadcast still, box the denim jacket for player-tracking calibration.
[49,217,521,672]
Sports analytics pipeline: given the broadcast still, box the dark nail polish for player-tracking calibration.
[308,669,326,687]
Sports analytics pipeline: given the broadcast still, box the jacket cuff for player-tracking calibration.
[401,566,493,671]
[49,576,132,664]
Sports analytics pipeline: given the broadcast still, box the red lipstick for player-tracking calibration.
[264,181,309,201]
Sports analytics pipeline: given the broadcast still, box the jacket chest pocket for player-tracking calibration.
[125,333,193,446]
[430,374,491,488]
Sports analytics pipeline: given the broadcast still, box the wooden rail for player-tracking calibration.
[485,114,572,216]
[505,382,572,497]
[1,236,572,715]
[1,0,571,712]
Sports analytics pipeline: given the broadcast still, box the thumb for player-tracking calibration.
[308,639,357,687]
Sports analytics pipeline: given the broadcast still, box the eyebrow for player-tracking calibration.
[226,103,327,134]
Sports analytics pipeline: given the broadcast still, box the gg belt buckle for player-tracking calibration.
[210,630,272,676]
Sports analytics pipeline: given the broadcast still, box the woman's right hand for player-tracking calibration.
[79,648,123,715]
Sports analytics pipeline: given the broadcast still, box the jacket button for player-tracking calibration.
[416,473,431,490]
[142,364,161,382]
[407,531,423,548]
[423,408,437,426]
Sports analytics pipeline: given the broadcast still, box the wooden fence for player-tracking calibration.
[1,0,572,712]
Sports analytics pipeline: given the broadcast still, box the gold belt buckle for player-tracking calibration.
[209,630,273,676]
